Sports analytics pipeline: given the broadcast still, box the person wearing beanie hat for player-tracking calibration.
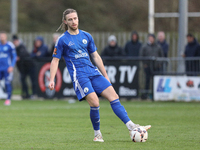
[148,33,155,39]
[140,33,164,99]
[101,35,123,57]
[12,35,37,99]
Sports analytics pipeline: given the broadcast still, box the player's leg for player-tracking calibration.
[74,78,104,142]
[101,86,151,131]
[85,92,104,142]
[100,86,134,130]
[4,71,13,106]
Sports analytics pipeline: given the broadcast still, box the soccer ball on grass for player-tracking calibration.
[129,127,148,142]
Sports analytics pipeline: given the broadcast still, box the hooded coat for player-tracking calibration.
[31,36,49,58]
[124,31,142,57]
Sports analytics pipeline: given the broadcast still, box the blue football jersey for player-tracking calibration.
[0,41,17,71]
[53,30,101,82]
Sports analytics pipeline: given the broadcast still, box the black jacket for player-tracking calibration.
[101,44,123,57]
[16,43,34,73]
[184,38,199,57]
[124,31,142,57]
[157,40,169,57]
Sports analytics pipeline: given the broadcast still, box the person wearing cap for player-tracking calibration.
[124,31,142,57]
[12,35,37,99]
[31,36,49,58]
[183,33,200,75]
[140,34,164,99]
[101,35,123,57]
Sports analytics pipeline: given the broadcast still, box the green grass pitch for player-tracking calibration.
[0,99,199,150]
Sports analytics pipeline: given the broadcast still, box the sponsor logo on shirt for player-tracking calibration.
[68,41,75,46]
[82,39,87,44]
[75,50,88,59]
[0,53,8,58]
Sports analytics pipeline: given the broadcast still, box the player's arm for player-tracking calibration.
[48,57,60,90]
[90,51,110,82]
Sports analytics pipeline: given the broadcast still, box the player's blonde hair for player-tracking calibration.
[56,8,77,32]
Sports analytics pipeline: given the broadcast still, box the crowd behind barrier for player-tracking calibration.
[6,32,199,57]
[1,31,200,100]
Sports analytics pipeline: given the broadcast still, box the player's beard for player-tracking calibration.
[68,24,78,31]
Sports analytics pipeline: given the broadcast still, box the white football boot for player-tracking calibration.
[93,134,104,142]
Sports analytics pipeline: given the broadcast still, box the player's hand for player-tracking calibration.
[48,81,55,90]
[7,67,14,73]
[36,51,41,56]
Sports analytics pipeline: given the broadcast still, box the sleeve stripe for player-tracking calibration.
[55,33,65,47]
[8,41,15,49]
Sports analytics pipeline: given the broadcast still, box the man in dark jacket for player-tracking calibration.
[124,31,142,57]
[31,36,49,58]
[101,35,122,57]
[183,33,200,75]
[157,31,169,57]
[140,34,164,99]
[12,35,36,99]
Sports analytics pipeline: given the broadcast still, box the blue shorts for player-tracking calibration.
[0,70,13,84]
[73,75,112,101]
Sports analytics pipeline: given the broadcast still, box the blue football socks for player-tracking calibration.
[110,99,130,124]
[90,106,100,130]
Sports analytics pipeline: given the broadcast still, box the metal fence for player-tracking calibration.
[7,32,200,57]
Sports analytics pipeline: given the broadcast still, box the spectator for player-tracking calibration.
[12,35,37,99]
[183,33,200,75]
[49,33,61,56]
[0,31,17,105]
[157,31,169,57]
[124,31,142,56]
[101,35,122,57]
[31,36,49,58]
[195,45,200,56]
[157,31,169,71]
[140,34,164,99]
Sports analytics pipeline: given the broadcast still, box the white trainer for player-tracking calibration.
[93,134,104,142]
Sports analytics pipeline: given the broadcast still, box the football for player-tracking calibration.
[130,127,148,142]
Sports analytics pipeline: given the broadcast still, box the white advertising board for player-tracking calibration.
[154,75,200,101]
